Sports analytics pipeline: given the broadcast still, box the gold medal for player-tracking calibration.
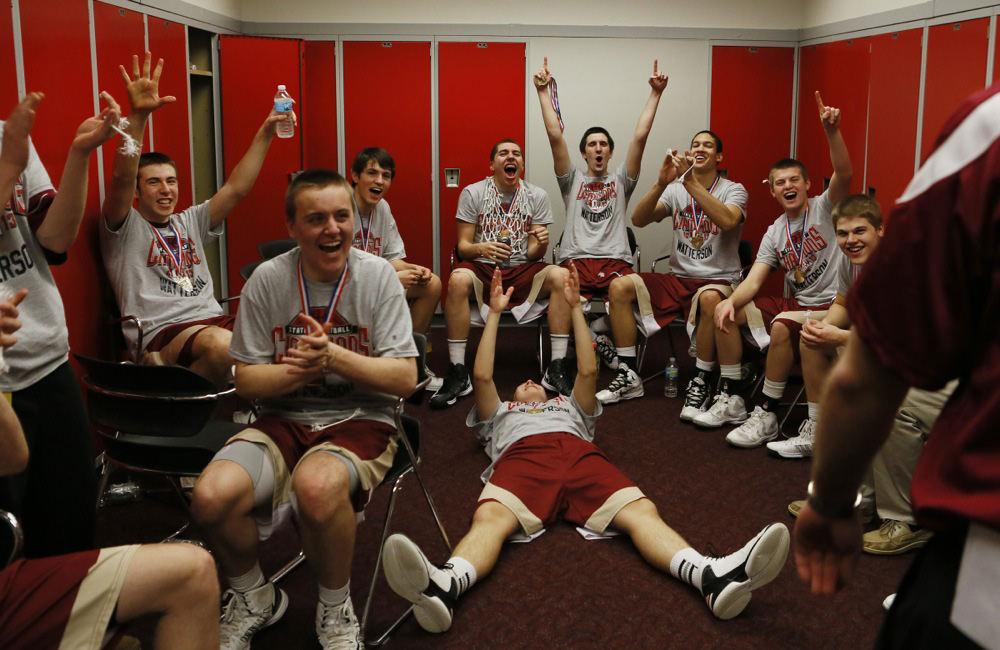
[794,267,806,284]
[175,274,194,292]
[691,234,704,250]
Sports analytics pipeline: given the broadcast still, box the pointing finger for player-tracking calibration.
[814,90,825,113]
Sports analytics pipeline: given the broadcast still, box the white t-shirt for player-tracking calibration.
[658,176,748,280]
[456,178,553,265]
[352,199,405,261]
[556,163,637,263]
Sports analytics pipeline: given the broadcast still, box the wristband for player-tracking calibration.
[806,480,863,519]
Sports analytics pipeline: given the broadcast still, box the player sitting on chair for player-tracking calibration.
[595,131,748,407]
[382,262,790,633]
[696,92,853,449]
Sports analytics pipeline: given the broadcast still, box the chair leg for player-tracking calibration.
[780,384,807,430]
[394,434,452,554]
[536,321,545,375]
[95,453,112,510]
[360,474,413,646]
[269,550,306,585]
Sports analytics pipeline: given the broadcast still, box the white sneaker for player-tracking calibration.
[220,581,288,650]
[692,393,748,428]
[424,366,444,392]
[316,598,361,649]
[593,334,619,370]
[679,375,712,422]
[699,523,790,620]
[726,407,780,448]
[596,365,643,404]
[766,418,815,458]
[383,534,459,633]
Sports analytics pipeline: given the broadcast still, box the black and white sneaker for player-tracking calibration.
[429,363,472,409]
[541,357,575,396]
[679,375,712,422]
[698,523,790,620]
[382,534,459,633]
[595,364,643,404]
[593,334,619,370]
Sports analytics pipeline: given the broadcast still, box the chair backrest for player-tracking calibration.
[0,510,23,568]
[738,239,754,271]
[258,239,298,260]
[74,355,230,439]
[385,414,421,482]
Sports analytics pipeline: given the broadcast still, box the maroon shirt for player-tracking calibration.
[849,82,1000,531]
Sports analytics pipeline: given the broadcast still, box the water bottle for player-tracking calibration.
[274,85,295,139]
[664,356,679,397]
[498,232,512,269]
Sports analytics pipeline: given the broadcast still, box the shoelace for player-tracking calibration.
[684,380,707,406]
[607,368,632,391]
[707,393,731,414]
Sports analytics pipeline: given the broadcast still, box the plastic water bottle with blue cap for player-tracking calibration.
[274,84,295,139]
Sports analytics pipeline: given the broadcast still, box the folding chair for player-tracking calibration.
[257,238,298,260]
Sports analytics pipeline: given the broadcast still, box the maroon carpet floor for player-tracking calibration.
[97,326,911,648]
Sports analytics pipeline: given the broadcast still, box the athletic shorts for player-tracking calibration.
[0,545,139,650]
[452,260,552,324]
[629,273,723,337]
[479,432,644,536]
[752,296,831,358]
[561,258,634,298]
[145,314,236,366]
[218,416,397,538]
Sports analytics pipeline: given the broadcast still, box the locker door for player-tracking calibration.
[921,18,990,161]
[219,35,303,294]
[20,0,106,359]
[302,41,337,171]
[343,41,433,269]
[438,41,526,279]
[0,4,17,109]
[147,17,193,209]
[711,45,794,298]
[865,29,922,212]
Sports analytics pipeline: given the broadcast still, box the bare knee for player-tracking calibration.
[470,500,519,535]
[608,276,635,306]
[424,273,443,300]
[190,462,252,528]
[699,290,722,314]
[194,327,232,362]
[173,544,220,603]
[292,458,352,527]
[770,321,791,346]
[546,265,568,290]
[446,272,474,302]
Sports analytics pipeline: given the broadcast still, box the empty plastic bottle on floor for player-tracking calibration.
[664,357,679,397]
[274,85,295,138]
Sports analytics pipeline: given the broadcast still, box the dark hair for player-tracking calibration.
[833,194,883,229]
[579,127,614,154]
[769,158,809,186]
[285,168,354,222]
[490,138,522,161]
[350,147,395,183]
[691,130,723,153]
[136,152,177,184]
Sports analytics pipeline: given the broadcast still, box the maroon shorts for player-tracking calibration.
[752,296,831,358]
[454,260,548,304]
[146,314,236,366]
[482,432,640,533]
[561,258,634,298]
[638,274,720,331]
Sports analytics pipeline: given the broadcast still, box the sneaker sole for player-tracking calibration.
[679,405,706,422]
[711,524,790,620]
[596,386,644,404]
[265,588,289,629]
[428,382,473,409]
[693,413,749,429]
[767,445,812,459]
[862,536,931,556]
[726,430,780,448]
[382,536,453,633]
[540,376,574,395]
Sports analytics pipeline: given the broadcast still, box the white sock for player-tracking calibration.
[550,334,569,360]
[720,363,741,381]
[669,547,707,591]
[228,564,265,592]
[447,339,467,366]
[762,378,786,400]
[807,402,820,422]
[616,346,636,358]
[445,556,477,597]
[695,358,716,373]
[318,581,350,606]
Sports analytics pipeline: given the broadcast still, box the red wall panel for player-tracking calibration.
[438,41,525,279]
[343,41,433,270]
[866,29,922,212]
[20,0,106,360]
[922,18,990,161]
[0,4,17,110]
[711,45,794,297]
[995,20,1000,83]
[219,35,303,294]
[796,38,869,196]
[302,41,337,171]
[147,18,193,208]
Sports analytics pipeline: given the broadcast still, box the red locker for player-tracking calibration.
[796,38,869,195]
[438,41,526,278]
[0,4,17,109]
[995,20,1000,83]
[302,41,337,171]
[343,41,433,270]
[865,29,922,212]
[147,18,193,208]
[20,0,107,360]
[922,18,990,161]
[711,45,794,298]
[219,35,303,294]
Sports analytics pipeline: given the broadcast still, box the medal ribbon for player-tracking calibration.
[785,203,810,270]
[357,205,373,253]
[149,220,187,279]
[297,261,349,326]
[689,174,721,240]
[548,77,565,132]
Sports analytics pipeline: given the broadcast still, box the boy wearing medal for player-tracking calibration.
[594,131,748,407]
[695,92,852,448]
[350,148,441,340]
[190,169,417,649]
[101,52,288,385]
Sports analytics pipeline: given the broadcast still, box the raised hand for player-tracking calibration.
[677,150,695,181]
[71,91,121,153]
[262,107,295,136]
[533,56,552,88]
[648,59,668,93]
[488,269,514,314]
[119,52,176,115]
[1,93,44,174]
[562,259,582,308]
[815,91,841,134]
[656,149,681,186]
[0,289,27,348]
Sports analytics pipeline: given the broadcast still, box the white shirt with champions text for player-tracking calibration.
[556,163,637,263]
